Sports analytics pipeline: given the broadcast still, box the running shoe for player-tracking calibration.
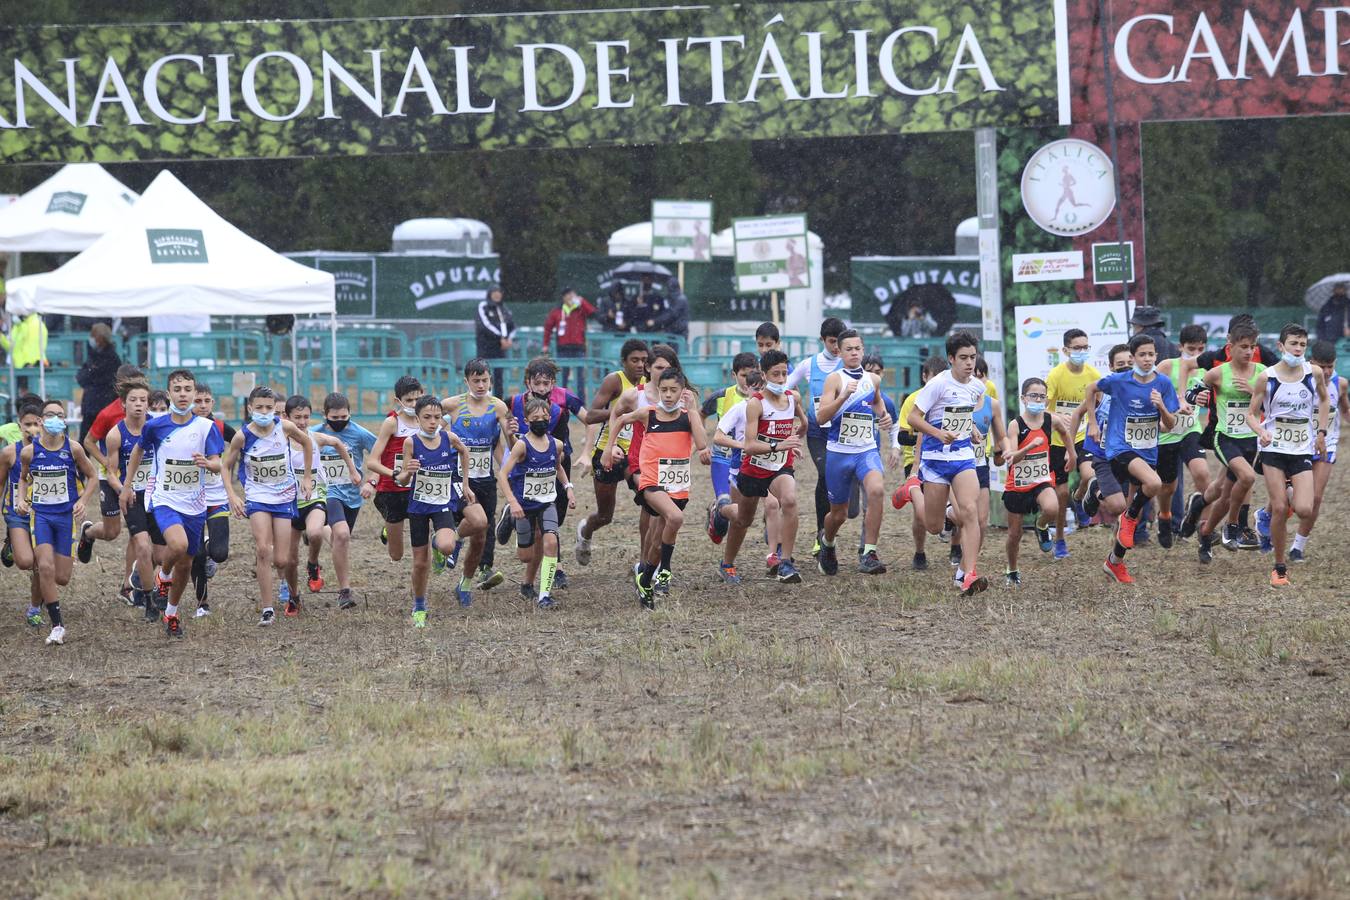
[1198,536,1214,565]
[960,572,988,595]
[1180,492,1205,538]
[1,539,12,568]
[337,588,357,610]
[718,562,742,585]
[1072,499,1091,530]
[777,559,803,583]
[1053,539,1070,560]
[380,526,389,546]
[307,562,324,592]
[765,550,781,575]
[891,475,920,510]
[130,568,144,591]
[205,557,218,579]
[858,550,887,575]
[537,593,555,609]
[284,599,300,618]
[1255,507,1273,554]
[1004,570,1021,588]
[519,584,538,603]
[575,522,593,565]
[412,609,427,628]
[1082,478,1100,517]
[154,569,171,607]
[1117,513,1140,550]
[194,604,211,618]
[817,544,839,576]
[45,625,65,645]
[164,614,184,638]
[144,595,160,623]
[1035,526,1052,553]
[912,552,928,571]
[445,539,462,570]
[949,545,961,567]
[653,569,671,595]
[1269,567,1289,588]
[431,547,446,574]
[76,520,94,564]
[1102,556,1134,584]
[811,536,822,557]
[456,584,472,608]
[1221,524,1241,552]
[258,608,275,627]
[278,581,291,603]
[495,507,514,546]
[475,569,505,591]
[25,606,42,627]
[1289,547,1306,563]
[119,583,134,606]
[635,571,655,610]
[1238,526,1261,550]
[1157,517,1174,550]
[554,569,569,590]
[1135,522,1150,544]
[706,503,724,545]
[712,502,730,541]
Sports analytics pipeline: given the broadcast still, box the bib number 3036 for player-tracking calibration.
[1270,416,1310,454]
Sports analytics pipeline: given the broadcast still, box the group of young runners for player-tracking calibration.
[6,313,1344,645]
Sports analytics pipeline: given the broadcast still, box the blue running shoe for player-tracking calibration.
[446,539,462,570]
[278,581,290,603]
[456,583,472,608]
[1289,547,1305,563]
[1073,500,1091,529]
[718,562,741,585]
[130,568,144,591]
[1255,507,1273,553]
[1036,527,1053,553]
[777,558,803,583]
[25,605,42,627]
[1053,540,1070,560]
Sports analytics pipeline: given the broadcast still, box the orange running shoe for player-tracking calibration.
[1117,514,1139,549]
[1269,568,1290,587]
[284,599,300,617]
[306,562,324,593]
[1102,556,1134,584]
[892,475,920,510]
[960,571,988,595]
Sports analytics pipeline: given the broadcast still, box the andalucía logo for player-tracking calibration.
[1021,316,1044,338]
[45,191,86,216]
[146,228,208,264]
[1020,139,1116,238]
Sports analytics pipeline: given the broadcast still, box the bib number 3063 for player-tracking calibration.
[162,458,201,493]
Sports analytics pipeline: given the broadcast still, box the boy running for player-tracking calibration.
[309,392,379,608]
[1292,341,1350,560]
[575,339,648,565]
[1045,328,1100,556]
[189,383,236,615]
[0,402,45,625]
[284,396,359,608]
[785,317,849,554]
[709,370,785,571]
[892,357,948,571]
[1002,378,1074,586]
[1153,325,1211,549]
[103,380,159,615]
[499,397,576,609]
[364,375,424,562]
[703,352,760,545]
[445,359,516,592]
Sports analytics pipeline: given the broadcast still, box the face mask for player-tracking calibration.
[468,385,489,399]
[658,398,681,413]
[420,427,439,440]
[170,402,192,416]
[1132,364,1151,378]
[822,348,838,361]
[843,366,864,376]
[42,416,65,435]
[251,412,274,427]
[763,380,786,396]
[401,405,417,418]
[1069,350,1091,365]
[326,418,349,432]
[1281,351,1302,367]
[528,420,549,437]
[1181,352,1198,362]
[531,390,551,402]
[1026,402,1047,414]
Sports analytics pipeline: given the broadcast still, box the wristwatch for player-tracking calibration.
[563,482,574,490]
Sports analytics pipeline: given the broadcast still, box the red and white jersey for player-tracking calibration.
[740,391,798,479]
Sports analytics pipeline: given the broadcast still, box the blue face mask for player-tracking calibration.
[1026,402,1046,414]
[763,380,786,396]
[1069,350,1091,365]
[1132,364,1151,378]
[42,416,65,435]
[1281,351,1302,367]
[170,402,192,416]
[251,412,274,427]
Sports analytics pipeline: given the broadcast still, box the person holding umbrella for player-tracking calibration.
[1316,282,1350,343]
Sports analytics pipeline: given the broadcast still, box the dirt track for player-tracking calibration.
[1,428,1347,898]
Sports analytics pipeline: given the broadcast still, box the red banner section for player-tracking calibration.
[1071,122,1145,303]
[1069,1,1349,123]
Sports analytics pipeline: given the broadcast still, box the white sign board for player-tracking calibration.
[1013,300,1129,392]
[732,214,810,293]
[1011,250,1084,283]
[977,227,1003,341]
[651,200,713,263]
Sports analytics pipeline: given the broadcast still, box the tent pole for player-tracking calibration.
[38,315,45,398]
[330,311,338,393]
[290,327,298,396]
[7,252,18,414]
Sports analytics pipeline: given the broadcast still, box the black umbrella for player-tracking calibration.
[884,282,958,337]
[611,261,674,280]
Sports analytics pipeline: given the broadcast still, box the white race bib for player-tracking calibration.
[161,458,201,494]
[412,469,455,506]
[1125,414,1159,450]
[974,438,987,462]
[320,457,349,485]
[31,468,69,506]
[1224,401,1253,437]
[523,469,557,504]
[1270,415,1310,455]
[1011,451,1051,488]
[1170,408,1195,435]
[754,448,787,472]
[247,452,290,486]
[466,446,493,479]
[617,422,634,442]
[941,405,974,438]
[837,411,873,448]
[657,456,691,492]
[393,452,404,476]
[131,459,154,491]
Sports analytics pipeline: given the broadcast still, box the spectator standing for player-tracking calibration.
[626,274,666,333]
[652,280,690,340]
[76,323,121,440]
[1129,305,1180,361]
[543,287,596,396]
[899,302,938,338]
[475,283,517,397]
[1316,283,1350,344]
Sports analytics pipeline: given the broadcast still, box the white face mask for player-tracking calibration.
[763,380,786,396]
[658,398,681,413]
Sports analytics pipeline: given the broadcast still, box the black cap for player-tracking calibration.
[1130,305,1164,327]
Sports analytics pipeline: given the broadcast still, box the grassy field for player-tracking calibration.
[2,437,1348,898]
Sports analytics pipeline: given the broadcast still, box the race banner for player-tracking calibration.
[848,256,981,328]
[651,200,713,263]
[0,0,1063,164]
[732,214,810,293]
[556,252,773,321]
[287,252,500,319]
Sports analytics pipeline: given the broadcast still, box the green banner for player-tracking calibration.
[0,1,1061,164]
[849,256,981,328]
[556,253,773,321]
[288,252,501,319]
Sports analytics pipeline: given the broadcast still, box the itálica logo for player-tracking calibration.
[1021,316,1044,338]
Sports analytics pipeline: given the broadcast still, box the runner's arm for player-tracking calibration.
[364,418,398,481]
[103,428,126,494]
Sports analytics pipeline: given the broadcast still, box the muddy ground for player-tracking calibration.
[1,429,1347,898]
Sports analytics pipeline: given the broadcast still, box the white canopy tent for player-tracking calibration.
[606,221,825,337]
[0,163,138,255]
[8,169,337,391]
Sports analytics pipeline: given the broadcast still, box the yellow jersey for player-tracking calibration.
[1045,362,1101,447]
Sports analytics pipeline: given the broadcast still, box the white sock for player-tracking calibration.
[164,603,178,617]
[955,568,965,582]
[1292,533,1308,551]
